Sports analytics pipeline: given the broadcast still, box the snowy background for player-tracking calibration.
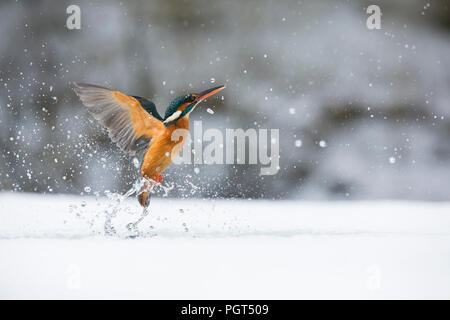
[1,0,450,299]
[1,0,449,199]
[1,193,450,299]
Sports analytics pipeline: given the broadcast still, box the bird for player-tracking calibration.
[74,82,225,208]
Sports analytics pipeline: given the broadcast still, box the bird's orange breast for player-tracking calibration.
[140,116,189,178]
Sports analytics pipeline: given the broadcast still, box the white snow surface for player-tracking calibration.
[1,192,450,299]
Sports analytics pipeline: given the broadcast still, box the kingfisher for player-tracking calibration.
[74,82,225,207]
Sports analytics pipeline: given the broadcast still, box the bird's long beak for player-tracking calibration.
[195,85,225,102]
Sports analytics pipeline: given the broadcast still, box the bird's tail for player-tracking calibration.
[138,190,151,208]
[136,177,153,207]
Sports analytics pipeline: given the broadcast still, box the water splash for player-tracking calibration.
[104,190,125,236]
[125,177,173,237]
[105,177,175,237]
[68,177,175,238]
[126,207,150,238]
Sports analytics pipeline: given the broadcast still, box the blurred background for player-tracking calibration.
[0,0,449,200]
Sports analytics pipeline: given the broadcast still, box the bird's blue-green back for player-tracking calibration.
[132,96,163,121]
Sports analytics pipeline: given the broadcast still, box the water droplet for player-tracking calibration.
[319,140,327,148]
[207,108,214,114]
[295,140,302,147]
[84,186,91,193]
[132,157,139,168]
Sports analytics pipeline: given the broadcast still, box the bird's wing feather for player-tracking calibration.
[132,96,164,121]
[74,82,166,155]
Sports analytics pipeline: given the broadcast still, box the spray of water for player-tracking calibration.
[103,177,175,238]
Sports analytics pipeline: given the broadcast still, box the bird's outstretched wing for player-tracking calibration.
[74,83,166,156]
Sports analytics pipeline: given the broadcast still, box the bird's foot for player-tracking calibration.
[153,173,163,184]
